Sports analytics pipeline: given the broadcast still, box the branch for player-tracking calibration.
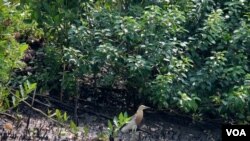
[0,112,17,120]
[9,92,66,127]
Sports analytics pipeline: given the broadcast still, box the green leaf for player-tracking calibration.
[19,44,28,53]
[118,112,123,121]
[19,85,24,98]
[113,116,118,127]
[15,91,20,99]
[70,120,78,134]
[26,80,31,89]
[47,109,52,116]
[63,112,68,121]
[55,109,61,119]
[12,96,16,106]
[24,81,37,94]
[108,120,113,131]
[83,126,89,136]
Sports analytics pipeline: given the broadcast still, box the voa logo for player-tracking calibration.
[226,129,246,136]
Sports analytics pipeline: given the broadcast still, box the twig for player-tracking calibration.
[27,96,53,108]
[74,80,80,126]
[137,128,154,135]
[9,92,65,127]
[31,88,37,106]
[26,89,37,129]
[0,112,17,120]
[21,100,65,126]
[48,96,112,120]
[60,64,66,102]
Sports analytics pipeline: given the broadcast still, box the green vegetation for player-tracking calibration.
[108,112,131,138]
[1,0,250,125]
[0,1,39,111]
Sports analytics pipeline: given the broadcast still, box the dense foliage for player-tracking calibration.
[3,0,249,123]
[0,1,39,111]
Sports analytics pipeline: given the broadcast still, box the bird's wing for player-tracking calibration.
[121,115,137,133]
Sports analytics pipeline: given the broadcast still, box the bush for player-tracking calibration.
[0,1,38,111]
[21,0,250,122]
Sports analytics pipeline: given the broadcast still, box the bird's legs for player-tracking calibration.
[132,125,137,133]
[131,125,137,140]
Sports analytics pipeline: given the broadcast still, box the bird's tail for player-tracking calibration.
[121,120,136,133]
[121,125,129,133]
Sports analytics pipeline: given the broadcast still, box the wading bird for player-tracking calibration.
[121,105,150,133]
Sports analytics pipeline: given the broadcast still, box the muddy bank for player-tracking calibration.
[0,102,221,141]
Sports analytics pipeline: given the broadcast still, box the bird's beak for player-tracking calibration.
[144,106,150,109]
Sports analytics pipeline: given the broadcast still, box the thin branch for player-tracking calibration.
[26,88,37,129]
[22,99,64,126]
[0,112,17,120]
[9,92,65,127]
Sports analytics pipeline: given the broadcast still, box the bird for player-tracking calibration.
[121,105,150,133]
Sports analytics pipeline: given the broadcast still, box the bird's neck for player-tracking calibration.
[136,109,143,115]
[135,110,143,125]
